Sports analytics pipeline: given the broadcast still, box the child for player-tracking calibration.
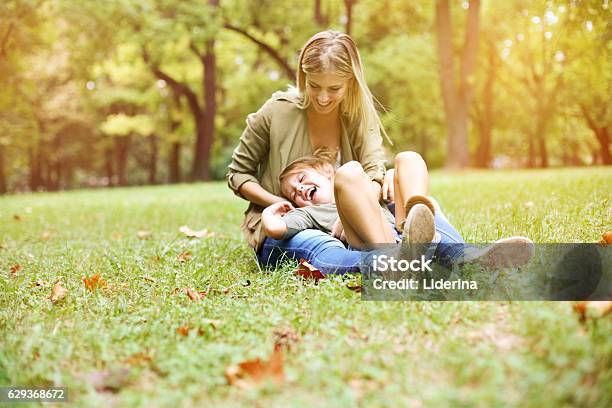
[262,148,437,257]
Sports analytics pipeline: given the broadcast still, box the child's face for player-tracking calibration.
[281,167,334,207]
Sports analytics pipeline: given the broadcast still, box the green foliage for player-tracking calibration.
[0,1,609,192]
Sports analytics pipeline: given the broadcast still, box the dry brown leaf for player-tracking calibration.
[295,259,325,281]
[573,301,612,323]
[50,281,68,303]
[183,287,204,301]
[176,326,191,336]
[136,230,152,240]
[111,232,122,240]
[122,352,153,367]
[13,214,22,221]
[179,225,215,239]
[202,319,222,329]
[177,251,193,263]
[10,264,22,277]
[141,275,156,283]
[41,231,53,241]
[82,274,108,292]
[599,231,612,245]
[225,345,285,389]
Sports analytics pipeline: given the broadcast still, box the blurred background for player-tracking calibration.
[0,0,609,194]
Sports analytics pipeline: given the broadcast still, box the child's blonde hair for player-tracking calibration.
[295,30,389,143]
[279,147,337,186]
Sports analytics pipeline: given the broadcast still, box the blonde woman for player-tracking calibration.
[227,30,528,274]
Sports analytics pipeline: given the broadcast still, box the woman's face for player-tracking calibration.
[305,72,350,115]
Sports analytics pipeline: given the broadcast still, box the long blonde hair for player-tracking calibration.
[295,30,389,144]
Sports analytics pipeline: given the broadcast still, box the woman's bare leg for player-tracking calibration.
[394,151,430,228]
[334,161,396,249]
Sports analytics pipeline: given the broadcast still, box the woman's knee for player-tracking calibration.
[335,161,366,188]
[395,151,427,169]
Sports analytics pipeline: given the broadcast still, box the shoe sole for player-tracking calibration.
[465,237,535,268]
[399,204,435,262]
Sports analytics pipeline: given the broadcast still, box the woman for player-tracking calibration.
[227,30,529,274]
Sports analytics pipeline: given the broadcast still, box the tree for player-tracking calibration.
[435,0,481,169]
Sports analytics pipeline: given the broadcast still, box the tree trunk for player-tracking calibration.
[169,142,181,183]
[435,0,480,169]
[596,127,610,165]
[0,144,6,194]
[475,42,496,168]
[105,145,114,186]
[192,38,216,180]
[149,134,158,184]
[344,0,355,35]
[527,135,536,168]
[580,106,610,165]
[115,135,131,186]
[314,0,327,26]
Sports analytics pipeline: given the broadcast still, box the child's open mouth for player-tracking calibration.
[305,186,317,201]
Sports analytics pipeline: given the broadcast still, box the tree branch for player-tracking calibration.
[223,23,294,80]
[0,22,14,60]
[141,46,202,118]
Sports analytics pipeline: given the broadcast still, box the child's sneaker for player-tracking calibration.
[398,203,436,262]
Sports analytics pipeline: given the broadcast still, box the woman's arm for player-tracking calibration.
[227,98,281,205]
[239,181,285,208]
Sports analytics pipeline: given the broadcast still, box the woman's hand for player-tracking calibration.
[382,169,395,202]
[331,218,347,243]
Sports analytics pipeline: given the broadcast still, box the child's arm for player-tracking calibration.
[262,201,295,239]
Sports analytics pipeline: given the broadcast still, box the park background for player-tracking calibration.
[1,1,611,407]
[0,0,610,193]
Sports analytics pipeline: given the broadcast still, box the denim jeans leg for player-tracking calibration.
[257,229,364,275]
[433,208,470,267]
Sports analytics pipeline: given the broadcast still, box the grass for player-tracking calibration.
[0,167,610,407]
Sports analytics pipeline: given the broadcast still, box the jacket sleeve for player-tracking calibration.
[353,125,386,185]
[226,99,275,199]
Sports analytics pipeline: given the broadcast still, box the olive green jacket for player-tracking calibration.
[226,90,386,250]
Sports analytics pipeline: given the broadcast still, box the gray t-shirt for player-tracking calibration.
[282,203,396,240]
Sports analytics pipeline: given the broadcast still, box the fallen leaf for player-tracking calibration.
[10,264,22,277]
[50,281,68,303]
[177,251,193,263]
[573,301,612,323]
[295,259,325,281]
[179,225,215,239]
[225,345,285,389]
[41,231,53,241]
[122,352,153,367]
[82,274,108,292]
[202,318,222,329]
[176,326,191,336]
[136,230,152,240]
[0,243,6,250]
[111,232,122,240]
[13,214,22,221]
[599,231,612,245]
[183,287,204,301]
[86,368,132,393]
[141,275,156,283]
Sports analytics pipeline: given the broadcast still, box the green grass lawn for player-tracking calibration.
[1,167,610,407]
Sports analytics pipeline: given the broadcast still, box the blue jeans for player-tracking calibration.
[256,202,467,275]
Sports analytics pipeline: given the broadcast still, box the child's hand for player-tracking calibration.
[382,169,395,202]
[264,201,295,217]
